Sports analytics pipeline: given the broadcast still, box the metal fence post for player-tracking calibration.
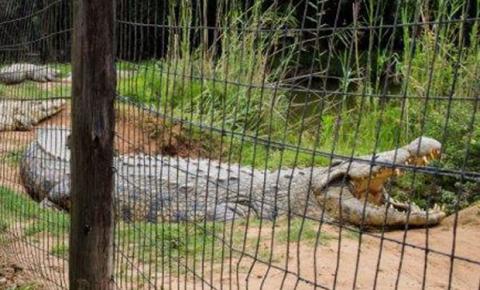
[69,0,116,289]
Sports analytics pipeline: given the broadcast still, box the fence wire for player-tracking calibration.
[0,0,479,289]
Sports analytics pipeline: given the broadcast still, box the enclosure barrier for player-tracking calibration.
[0,0,479,289]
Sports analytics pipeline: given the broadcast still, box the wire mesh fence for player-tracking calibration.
[0,0,479,289]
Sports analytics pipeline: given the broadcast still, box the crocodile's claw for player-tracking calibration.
[315,137,446,228]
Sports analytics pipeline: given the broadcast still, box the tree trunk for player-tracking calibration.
[69,0,116,289]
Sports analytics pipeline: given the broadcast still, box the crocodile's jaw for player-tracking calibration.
[319,184,446,228]
[317,137,446,228]
[349,167,398,205]
[349,148,441,206]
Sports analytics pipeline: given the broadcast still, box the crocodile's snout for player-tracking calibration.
[316,136,445,228]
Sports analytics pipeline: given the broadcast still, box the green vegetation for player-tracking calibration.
[0,187,69,237]
[0,220,7,233]
[50,243,69,258]
[276,218,335,246]
[115,216,365,269]
[0,80,70,100]
[112,0,480,165]
[3,149,24,166]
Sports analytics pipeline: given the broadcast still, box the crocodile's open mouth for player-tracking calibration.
[320,137,446,227]
[350,147,441,206]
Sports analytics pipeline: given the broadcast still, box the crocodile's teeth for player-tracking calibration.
[411,202,421,212]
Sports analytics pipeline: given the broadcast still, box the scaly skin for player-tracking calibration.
[0,100,65,131]
[20,127,446,227]
[0,63,61,84]
[0,64,64,131]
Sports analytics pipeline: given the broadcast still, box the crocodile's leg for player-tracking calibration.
[206,202,251,221]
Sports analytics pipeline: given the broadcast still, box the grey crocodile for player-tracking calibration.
[0,63,61,84]
[20,127,446,227]
[0,100,65,131]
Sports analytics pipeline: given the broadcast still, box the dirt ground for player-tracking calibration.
[0,244,48,289]
[0,103,479,289]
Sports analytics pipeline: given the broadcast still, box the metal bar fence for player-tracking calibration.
[0,0,479,289]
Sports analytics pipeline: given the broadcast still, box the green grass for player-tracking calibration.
[3,149,24,166]
[114,216,342,270]
[0,187,70,237]
[0,81,70,99]
[0,220,7,233]
[276,218,335,246]
[50,243,69,259]
[51,63,71,77]
[344,229,361,240]
[117,221,235,265]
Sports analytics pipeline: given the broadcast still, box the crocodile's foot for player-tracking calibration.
[317,137,446,228]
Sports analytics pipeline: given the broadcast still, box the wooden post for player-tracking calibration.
[69,0,116,289]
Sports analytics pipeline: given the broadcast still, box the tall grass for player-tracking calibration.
[117,1,478,170]
[118,1,298,135]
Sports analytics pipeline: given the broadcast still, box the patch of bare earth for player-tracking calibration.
[111,207,480,290]
[183,210,479,290]
[0,249,42,289]
[0,233,64,290]
[1,103,479,289]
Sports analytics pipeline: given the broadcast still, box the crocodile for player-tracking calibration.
[0,100,65,131]
[20,127,446,227]
[0,63,61,84]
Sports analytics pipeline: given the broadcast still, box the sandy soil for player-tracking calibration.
[2,213,479,290]
[0,103,479,289]
[0,240,49,289]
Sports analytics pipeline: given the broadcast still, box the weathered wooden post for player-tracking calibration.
[69,0,116,289]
